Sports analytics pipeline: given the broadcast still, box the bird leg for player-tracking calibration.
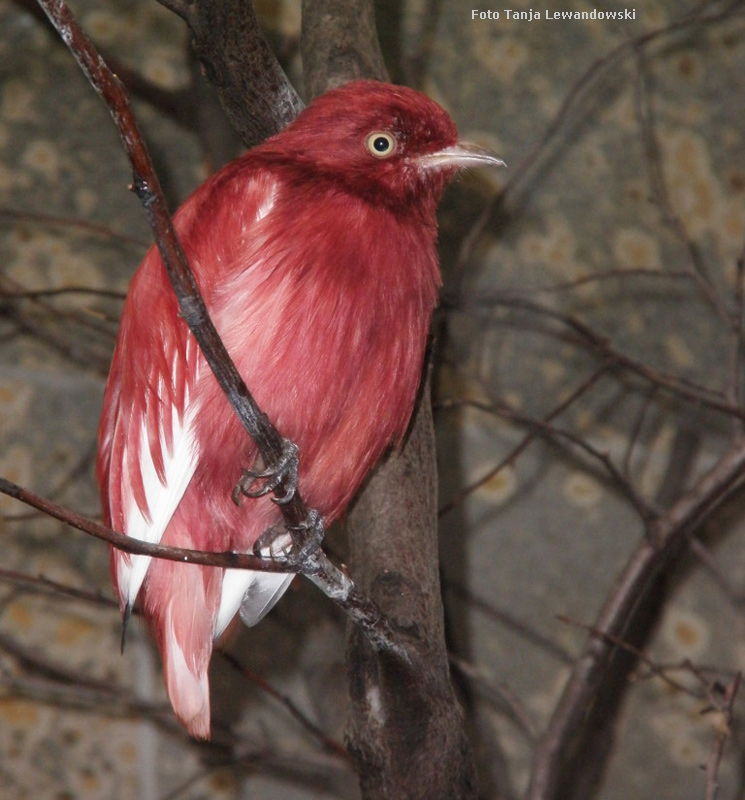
[232,439,299,506]
[252,509,325,567]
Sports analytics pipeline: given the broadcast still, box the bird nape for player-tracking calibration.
[97,79,504,738]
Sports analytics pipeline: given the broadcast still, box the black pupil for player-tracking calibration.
[373,136,390,153]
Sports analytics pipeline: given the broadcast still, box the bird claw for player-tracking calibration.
[232,440,300,506]
[252,509,325,567]
[252,523,293,559]
[284,509,325,567]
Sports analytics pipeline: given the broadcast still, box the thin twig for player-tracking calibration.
[0,206,147,250]
[156,0,194,24]
[703,672,741,800]
[444,579,574,665]
[220,652,350,760]
[451,293,745,420]
[556,615,700,698]
[632,41,728,323]
[159,746,352,800]
[0,671,174,726]
[0,476,280,571]
[0,273,117,340]
[477,267,697,299]
[0,285,126,301]
[0,567,120,610]
[437,363,655,517]
[730,249,745,429]
[0,476,406,656]
[689,537,745,611]
[622,385,658,481]
[449,654,540,742]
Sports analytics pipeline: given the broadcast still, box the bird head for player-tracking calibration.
[256,80,505,213]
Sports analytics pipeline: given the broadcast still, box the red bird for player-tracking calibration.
[97,80,503,738]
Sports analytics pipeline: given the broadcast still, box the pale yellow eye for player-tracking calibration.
[365,132,397,158]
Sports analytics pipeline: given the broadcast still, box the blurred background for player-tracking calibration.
[1,0,745,798]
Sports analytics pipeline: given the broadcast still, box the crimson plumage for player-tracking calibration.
[97,80,503,738]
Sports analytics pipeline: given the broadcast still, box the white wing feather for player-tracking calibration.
[115,341,292,636]
[118,395,200,608]
[115,174,290,628]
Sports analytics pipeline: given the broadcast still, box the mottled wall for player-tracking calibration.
[1,1,745,799]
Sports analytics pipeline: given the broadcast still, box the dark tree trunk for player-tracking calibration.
[347,377,478,800]
[160,1,478,795]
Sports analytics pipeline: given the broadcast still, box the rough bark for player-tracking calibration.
[346,378,478,799]
[299,1,477,795]
[301,0,388,98]
[163,0,303,148]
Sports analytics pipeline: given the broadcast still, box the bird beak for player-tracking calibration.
[417,141,506,171]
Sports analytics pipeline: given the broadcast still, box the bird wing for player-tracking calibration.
[96,218,204,610]
[119,406,199,610]
[213,528,295,638]
[99,166,293,629]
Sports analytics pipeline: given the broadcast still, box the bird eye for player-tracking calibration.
[365,132,397,159]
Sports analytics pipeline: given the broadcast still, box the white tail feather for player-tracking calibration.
[214,568,294,637]
[214,533,294,637]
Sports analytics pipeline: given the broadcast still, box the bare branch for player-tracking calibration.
[156,0,193,22]
[164,0,304,148]
[730,251,745,426]
[450,654,540,743]
[0,475,279,571]
[444,579,574,665]
[0,473,408,656]
[0,206,147,250]
[632,42,728,322]
[219,651,350,761]
[555,615,702,698]
[527,438,745,800]
[0,567,120,610]
[301,0,388,98]
[703,672,741,800]
[438,363,625,516]
[452,293,745,420]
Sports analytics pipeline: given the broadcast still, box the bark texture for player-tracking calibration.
[346,379,477,800]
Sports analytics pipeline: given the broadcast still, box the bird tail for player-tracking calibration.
[145,560,221,739]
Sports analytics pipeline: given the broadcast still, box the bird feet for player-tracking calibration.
[284,509,325,567]
[232,439,299,506]
[253,509,325,568]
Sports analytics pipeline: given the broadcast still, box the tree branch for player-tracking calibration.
[163,0,304,148]
[526,438,745,800]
